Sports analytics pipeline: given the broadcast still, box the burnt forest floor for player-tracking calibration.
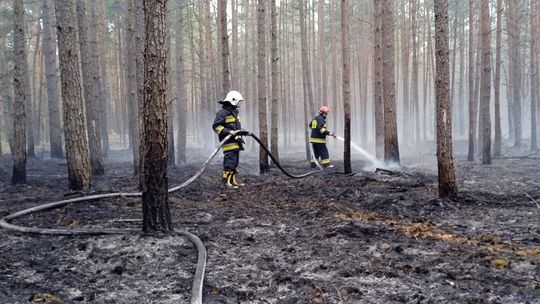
[0,144,539,304]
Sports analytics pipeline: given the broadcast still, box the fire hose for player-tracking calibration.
[0,131,322,303]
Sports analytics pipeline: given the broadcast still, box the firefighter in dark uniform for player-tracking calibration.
[212,90,248,189]
[309,106,336,168]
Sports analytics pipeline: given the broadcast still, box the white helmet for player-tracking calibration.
[220,90,244,107]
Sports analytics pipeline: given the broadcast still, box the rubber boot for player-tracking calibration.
[231,170,245,187]
[222,170,238,189]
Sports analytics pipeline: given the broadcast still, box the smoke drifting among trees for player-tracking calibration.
[0,0,538,194]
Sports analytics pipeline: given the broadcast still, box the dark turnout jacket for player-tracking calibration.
[309,113,330,143]
[212,104,242,152]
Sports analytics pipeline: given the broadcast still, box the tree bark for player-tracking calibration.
[382,0,400,164]
[493,0,503,157]
[467,0,476,161]
[142,0,172,234]
[434,0,458,198]
[95,0,110,156]
[342,0,351,174]
[55,0,91,191]
[176,0,187,164]
[218,0,231,92]
[77,0,104,175]
[400,0,411,144]
[480,0,491,164]
[12,0,28,183]
[270,0,279,163]
[42,0,63,158]
[136,0,146,187]
[127,0,140,175]
[373,0,384,159]
[257,0,269,173]
[231,0,239,89]
[530,0,538,151]
[508,0,522,146]
[411,0,420,143]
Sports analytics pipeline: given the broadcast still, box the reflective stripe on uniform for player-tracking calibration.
[310,138,326,143]
[223,143,240,152]
[225,115,236,123]
[320,127,327,134]
[310,119,318,129]
[215,126,225,134]
[321,159,331,164]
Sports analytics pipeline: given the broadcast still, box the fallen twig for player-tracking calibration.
[522,191,540,209]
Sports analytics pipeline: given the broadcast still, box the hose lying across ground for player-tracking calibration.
[0,131,321,304]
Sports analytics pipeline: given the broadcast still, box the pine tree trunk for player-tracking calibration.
[530,0,538,151]
[42,0,63,158]
[257,0,269,173]
[176,0,187,164]
[382,0,400,164]
[458,5,466,135]
[373,0,384,159]
[318,0,328,120]
[411,0,420,143]
[231,0,239,90]
[493,0,503,157]
[467,0,476,161]
[508,0,522,146]
[96,0,110,156]
[341,0,351,174]
[127,0,140,175]
[434,0,458,198]
[218,0,231,92]
[400,0,411,145]
[55,0,91,191]
[270,0,279,163]
[77,0,104,175]
[142,0,172,234]
[12,0,28,184]
[480,0,492,164]
[136,0,146,187]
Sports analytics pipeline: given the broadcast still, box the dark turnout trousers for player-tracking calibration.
[224,150,240,171]
[311,143,330,167]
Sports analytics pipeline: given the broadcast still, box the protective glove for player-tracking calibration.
[330,132,337,138]
[235,130,251,136]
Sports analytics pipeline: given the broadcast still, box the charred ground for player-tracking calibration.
[0,146,539,304]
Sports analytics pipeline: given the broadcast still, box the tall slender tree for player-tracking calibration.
[508,0,522,146]
[42,0,63,158]
[218,0,230,92]
[77,0,104,175]
[373,0,384,159]
[127,0,140,175]
[300,1,316,162]
[382,0,400,164]
[493,0,503,157]
[142,0,172,233]
[434,0,458,198]
[467,0,477,161]
[257,0,269,173]
[55,0,91,191]
[12,0,28,184]
[530,0,538,151]
[480,0,491,164]
[270,0,279,162]
[176,0,187,164]
[341,0,351,174]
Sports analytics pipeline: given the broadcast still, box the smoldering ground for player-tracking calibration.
[0,142,539,303]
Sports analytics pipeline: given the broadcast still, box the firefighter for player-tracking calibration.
[212,90,249,189]
[309,106,336,168]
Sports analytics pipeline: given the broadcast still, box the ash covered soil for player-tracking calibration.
[0,146,539,304]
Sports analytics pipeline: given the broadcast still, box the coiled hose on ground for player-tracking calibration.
[0,131,322,303]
